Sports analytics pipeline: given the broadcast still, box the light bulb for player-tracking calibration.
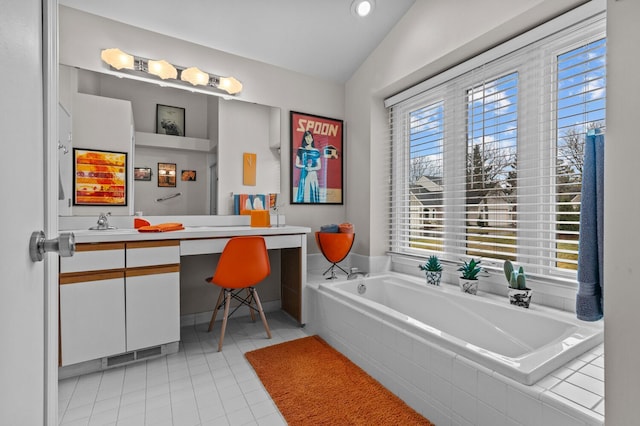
[181,67,210,86]
[100,48,134,70]
[147,59,177,80]
[218,76,243,95]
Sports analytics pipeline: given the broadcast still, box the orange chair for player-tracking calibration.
[315,232,355,279]
[206,236,272,351]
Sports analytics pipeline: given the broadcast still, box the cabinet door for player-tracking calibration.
[125,266,180,351]
[59,272,126,366]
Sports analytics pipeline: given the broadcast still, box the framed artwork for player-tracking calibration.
[73,148,127,206]
[290,111,343,204]
[181,170,197,181]
[134,167,152,181]
[158,162,177,187]
[156,104,185,136]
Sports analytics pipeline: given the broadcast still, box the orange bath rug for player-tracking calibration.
[245,335,433,426]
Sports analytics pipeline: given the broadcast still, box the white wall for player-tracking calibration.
[59,6,345,252]
[604,1,639,424]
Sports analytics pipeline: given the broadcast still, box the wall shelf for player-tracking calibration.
[135,132,212,152]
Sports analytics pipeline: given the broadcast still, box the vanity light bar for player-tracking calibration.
[100,48,243,95]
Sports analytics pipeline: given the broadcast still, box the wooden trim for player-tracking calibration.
[75,242,125,252]
[59,269,125,285]
[126,240,180,249]
[125,264,180,277]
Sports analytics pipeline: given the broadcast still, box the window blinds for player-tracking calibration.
[386,10,606,281]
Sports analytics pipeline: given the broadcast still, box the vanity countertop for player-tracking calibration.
[66,225,311,244]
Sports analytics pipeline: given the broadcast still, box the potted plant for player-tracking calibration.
[457,258,482,294]
[504,260,533,308]
[419,255,442,286]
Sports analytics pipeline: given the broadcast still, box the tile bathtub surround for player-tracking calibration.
[58,311,308,426]
[307,285,605,426]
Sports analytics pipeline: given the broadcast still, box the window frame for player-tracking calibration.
[388,12,606,288]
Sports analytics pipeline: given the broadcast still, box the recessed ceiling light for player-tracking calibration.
[351,0,375,17]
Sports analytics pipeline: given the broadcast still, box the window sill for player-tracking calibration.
[390,253,579,313]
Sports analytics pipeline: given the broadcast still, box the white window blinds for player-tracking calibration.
[387,10,606,281]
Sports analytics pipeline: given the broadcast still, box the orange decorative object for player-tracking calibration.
[315,232,355,279]
[338,223,354,233]
[250,210,271,227]
[137,222,185,232]
[243,152,257,186]
[134,218,151,229]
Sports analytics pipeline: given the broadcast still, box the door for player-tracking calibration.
[0,0,57,424]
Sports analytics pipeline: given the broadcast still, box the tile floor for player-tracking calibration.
[58,311,309,426]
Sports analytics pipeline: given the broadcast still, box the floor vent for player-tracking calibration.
[61,342,180,379]
[105,352,135,367]
[137,346,162,360]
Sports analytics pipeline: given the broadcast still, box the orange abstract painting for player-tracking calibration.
[73,148,127,205]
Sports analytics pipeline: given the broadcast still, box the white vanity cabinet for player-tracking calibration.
[125,241,180,351]
[59,243,126,366]
[59,240,180,366]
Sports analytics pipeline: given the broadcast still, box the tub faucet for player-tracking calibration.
[347,268,369,280]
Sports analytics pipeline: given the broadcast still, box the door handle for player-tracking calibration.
[29,230,75,262]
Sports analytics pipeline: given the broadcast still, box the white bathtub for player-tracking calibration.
[317,273,603,385]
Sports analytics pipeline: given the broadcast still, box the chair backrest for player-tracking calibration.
[212,236,271,289]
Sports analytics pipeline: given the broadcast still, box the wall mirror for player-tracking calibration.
[58,66,281,217]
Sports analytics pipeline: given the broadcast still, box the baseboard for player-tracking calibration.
[180,300,282,327]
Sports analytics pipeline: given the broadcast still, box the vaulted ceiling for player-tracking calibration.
[59,0,417,83]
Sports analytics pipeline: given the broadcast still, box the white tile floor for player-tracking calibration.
[58,311,309,426]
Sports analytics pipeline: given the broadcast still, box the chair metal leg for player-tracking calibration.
[208,288,225,332]
[246,288,256,322]
[251,288,272,339]
[218,290,232,352]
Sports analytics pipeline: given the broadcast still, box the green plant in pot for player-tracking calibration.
[457,258,482,294]
[419,255,442,286]
[504,260,533,308]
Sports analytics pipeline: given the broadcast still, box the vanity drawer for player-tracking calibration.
[60,242,125,273]
[126,240,180,267]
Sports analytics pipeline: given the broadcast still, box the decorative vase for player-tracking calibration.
[425,271,442,286]
[508,288,533,308]
[458,278,478,295]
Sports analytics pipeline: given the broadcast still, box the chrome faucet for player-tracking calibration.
[90,212,115,230]
[347,267,369,280]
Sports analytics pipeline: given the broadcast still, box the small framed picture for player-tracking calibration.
[181,170,197,181]
[158,162,177,187]
[134,167,152,181]
[156,104,185,136]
